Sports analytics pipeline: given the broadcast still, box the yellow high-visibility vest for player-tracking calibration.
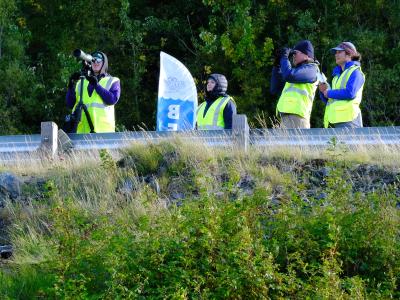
[197,96,231,130]
[324,65,364,128]
[74,76,119,133]
[276,64,319,119]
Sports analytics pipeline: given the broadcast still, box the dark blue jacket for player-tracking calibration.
[270,57,318,96]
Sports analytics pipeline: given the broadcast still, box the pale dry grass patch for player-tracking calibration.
[339,144,400,167]
[4,198,54,265]
[254,145,322,162]
[251,131,400,168]
[259,165,290,187]
[0,150,103,177]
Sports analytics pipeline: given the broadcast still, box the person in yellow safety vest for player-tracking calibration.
[318,42,365,128]
[271,40,320,128]
[196,73,237,130]
[66,51,121,133]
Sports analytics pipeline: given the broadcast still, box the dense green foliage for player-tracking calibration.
[0,1,400,133]
[1,142,399,298]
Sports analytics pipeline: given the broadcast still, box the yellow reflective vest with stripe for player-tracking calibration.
[276,63,319,119]
[197,96,231,130]
[74,76,119,133]
[324,65,365,128]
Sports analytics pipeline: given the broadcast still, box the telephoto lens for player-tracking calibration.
[73,49,93,63]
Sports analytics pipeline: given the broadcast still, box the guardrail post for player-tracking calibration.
[40,121,58,158]
[232,114,249,152]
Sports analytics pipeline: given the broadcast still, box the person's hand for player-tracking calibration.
[86,75,98,86]
[319,83,329,98]
[68,72,80,89]
[318,82,327,93]
[280,47,291,58]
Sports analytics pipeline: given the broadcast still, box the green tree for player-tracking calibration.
[0,0,44,133]
[0,1,400,133]
[198,0,274,122]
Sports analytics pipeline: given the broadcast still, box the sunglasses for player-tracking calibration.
[93,57,103,63]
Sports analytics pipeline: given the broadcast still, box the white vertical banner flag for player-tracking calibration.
[156,52,197,131]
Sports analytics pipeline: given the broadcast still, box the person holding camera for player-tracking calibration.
[270,40,319,128]
[318,42,365,128]
[66,51,121,133]
[196,73,237,130]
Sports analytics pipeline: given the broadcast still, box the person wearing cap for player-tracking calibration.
[270,40,320,128]
[196,73,237,130]
[66,51,121,133]
[318,42,365,128]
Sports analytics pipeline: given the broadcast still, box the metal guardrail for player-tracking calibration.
[250,127,400,147]
[67,130,234,150]
[0,134,41,152]
[0,117,400,162]
[67,127,400,151]
[0,134,42,162]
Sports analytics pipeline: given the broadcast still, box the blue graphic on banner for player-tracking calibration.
[157,98,195,131]
[156,52,197,131]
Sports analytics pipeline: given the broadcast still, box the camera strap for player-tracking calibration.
[73,75,96,133]
[81,104,95,133]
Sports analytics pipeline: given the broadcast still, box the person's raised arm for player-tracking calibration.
[280,58,318,83]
